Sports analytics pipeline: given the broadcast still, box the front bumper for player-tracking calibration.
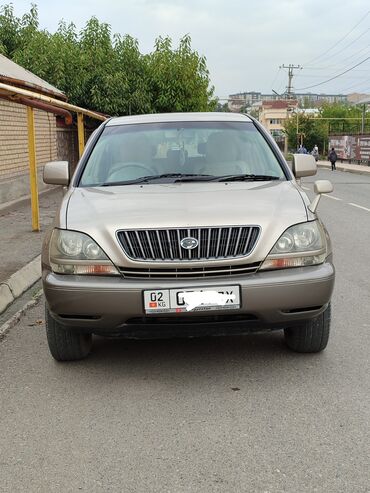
[43,261,335,336]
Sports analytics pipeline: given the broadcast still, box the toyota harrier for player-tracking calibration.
[42,112,335,361]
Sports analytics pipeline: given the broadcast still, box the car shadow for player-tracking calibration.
[61,330,327,387]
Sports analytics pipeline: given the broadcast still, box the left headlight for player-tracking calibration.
[49,229,119,275]
[260,221,327,270]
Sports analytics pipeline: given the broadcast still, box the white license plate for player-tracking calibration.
[143,285,240,314]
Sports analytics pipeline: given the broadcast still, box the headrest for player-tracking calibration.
[205,132,238,163]
[197,142,206,155]
[118,134,152,163]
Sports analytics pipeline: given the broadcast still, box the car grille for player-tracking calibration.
[117,226,260,261]
[119,262,260,279]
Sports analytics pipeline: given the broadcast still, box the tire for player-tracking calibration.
[284,303,331,353]
[45,304,92,361]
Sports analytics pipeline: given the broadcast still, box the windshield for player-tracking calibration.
[79,121,286,186]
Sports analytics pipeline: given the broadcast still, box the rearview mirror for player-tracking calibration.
[309,179,333,212]
[43,161,69,186]
[292,154,317,178]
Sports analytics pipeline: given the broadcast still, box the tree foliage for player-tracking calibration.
[284,114,327,153]
[0,4,217,115]
[283,103,366,153]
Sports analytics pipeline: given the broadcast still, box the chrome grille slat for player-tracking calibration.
[176,229,182,259]
[225,228,232,256]
[243,228,253,255]
[120,261,261,279]
[215,228,221,258]
[233,228,242,256]
[187,228,191,260]
[121,232,134,258]
[206,228,211,259]
[166,230,173,260]
[145,230,155,259]
[155,230,163,259]
[132,231,144,258]
[117,226,260,261]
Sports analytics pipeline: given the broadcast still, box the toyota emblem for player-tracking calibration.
[180,237,198,250]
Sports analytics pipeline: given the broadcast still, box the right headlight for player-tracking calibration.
[260,221,327,270]
[49,229,119,275]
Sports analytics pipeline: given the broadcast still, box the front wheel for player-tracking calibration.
[284,303,331,353]
[45,304,92,361]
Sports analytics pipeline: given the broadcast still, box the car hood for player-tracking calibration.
[66,181,308,266]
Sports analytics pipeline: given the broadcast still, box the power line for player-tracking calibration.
[304,44,370,70]
[295,56,370,90]
[304,10,370,66]
[341,44,370,63]
[306,28,370,67]
[296,73,370,79]
[317,28,370,64]
[304,46,370,72]
[341,77,370,92]
[270,67,281,89]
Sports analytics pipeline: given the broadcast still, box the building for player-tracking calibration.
[228,91,349,112]
[0,54,66,204]
[258,100,298,150]
[228,92,276,112]
[346,92,370,104]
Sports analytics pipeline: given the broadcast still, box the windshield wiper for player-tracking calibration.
[214,174,281,182]
[100,173,280,186]
[173,174,216,182]
[101,173,214,186]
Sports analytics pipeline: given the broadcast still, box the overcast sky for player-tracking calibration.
[9,0,370,97]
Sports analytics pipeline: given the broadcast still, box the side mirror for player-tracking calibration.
[309,179,333,212]
[292,154,317,178]
[43,161,69,186]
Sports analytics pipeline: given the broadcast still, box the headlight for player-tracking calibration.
[50,229,119,275]
[260,221,327,270]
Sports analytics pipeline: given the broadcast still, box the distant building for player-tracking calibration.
[228,91,350,112]
[258,100,298,151]
[346,93,370,104]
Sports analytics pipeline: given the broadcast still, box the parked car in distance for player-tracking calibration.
[42,112,335,361]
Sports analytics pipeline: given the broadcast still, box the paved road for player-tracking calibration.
[0,169,369,492]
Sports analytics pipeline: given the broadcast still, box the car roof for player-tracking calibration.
[106,112,253,126]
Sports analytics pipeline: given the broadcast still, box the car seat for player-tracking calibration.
[202,132,245,176]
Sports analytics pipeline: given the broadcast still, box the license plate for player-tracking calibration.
[143,285,240,314]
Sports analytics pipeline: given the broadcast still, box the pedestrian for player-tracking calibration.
[311,145,319,162]
[328,147,337,171]
[298,144,307,154]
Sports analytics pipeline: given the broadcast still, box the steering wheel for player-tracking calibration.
[107,162,156,180]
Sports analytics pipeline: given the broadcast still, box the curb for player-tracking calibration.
[0,186,57,216]
[317,163,370,176]
[0,255,41,314]
[0,289,43,340]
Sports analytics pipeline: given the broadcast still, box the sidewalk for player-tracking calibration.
[317,159,370,175]
[0,188,63,313]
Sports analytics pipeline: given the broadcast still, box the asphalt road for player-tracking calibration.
[0,169,369,493]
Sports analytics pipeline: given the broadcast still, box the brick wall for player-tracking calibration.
[0,99,57,181]
[56,127,79,172]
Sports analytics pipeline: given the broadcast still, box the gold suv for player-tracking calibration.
[42,113,335,361]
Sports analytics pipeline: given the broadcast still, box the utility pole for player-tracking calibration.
[280,64,301,99]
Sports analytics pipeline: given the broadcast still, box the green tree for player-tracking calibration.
[147,34,216,113]
[284,113,327,153]
[283,102,366,154]
[320,102,363,134]
[214,101,229,112]
[0,4,216,115]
